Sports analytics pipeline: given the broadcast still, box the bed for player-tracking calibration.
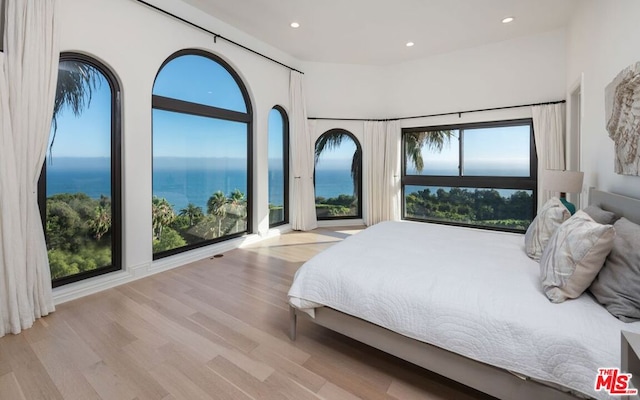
[287,189,640,400]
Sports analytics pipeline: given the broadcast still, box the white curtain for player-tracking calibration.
[363,120,401,225]
[289,71,317,231]
[532,104,565,208]
[0,0,58,337]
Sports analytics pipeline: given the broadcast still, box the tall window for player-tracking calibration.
[314,129,362,219]
[402,119,537,232]
[152,50,252,259]
[40,53,122,287]
[268,106,288,227]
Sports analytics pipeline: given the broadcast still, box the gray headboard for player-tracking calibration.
[589,188,640,225]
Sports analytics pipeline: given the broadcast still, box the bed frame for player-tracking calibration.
[289,188,640,400]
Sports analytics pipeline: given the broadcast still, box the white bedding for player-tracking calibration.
[288,221,640,400]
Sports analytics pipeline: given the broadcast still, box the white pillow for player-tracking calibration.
[524,197,570,260]
[540,210,615,303]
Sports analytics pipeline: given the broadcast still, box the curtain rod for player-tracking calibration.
[308,100,566,122]
[133,0,304,75]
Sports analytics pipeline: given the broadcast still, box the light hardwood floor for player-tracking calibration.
[0,227,496,400]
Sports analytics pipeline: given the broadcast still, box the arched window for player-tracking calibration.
[314,129,362,219]
[268,106,289,227]
[40,53,122,287]
[152,50,252,258]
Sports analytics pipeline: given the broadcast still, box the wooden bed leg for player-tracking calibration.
[289,306,297,341]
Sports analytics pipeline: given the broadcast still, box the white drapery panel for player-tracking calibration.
[363,120,401,225]
[0,0,58,337]
[532,104,566,208]
[289,71,317,231]
[385,120,401,222]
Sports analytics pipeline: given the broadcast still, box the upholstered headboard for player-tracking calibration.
[589,188,640,225]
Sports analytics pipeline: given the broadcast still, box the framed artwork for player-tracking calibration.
[605,62,640,176]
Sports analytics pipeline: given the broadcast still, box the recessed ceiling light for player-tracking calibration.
[290,22,300,28]
[502,17,514,24]
[406,42,415,47]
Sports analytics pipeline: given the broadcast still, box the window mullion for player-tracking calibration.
[459,129,464,177]
[152,95,250,123]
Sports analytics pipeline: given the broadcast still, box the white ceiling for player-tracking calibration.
[181,0,578,66]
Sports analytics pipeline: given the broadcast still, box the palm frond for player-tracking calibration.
[315,131,363,198]
[314,132,345,165]
[351,149,362,197]
[404,130,454,173]
[50,61,101,156]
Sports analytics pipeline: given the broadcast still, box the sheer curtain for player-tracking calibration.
[289,71,317,231]
[532,104,565,208]
[0,0,58,336]
[363,120,401,225]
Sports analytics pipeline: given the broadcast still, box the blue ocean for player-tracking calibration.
[46,158,529,211]
[46,157,355,212]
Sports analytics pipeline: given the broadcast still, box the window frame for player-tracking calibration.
[314,129,363,220]
[401,118,537,233]
[268,105,289,228]
[151,49,253,260]
[0,0,4,53]
[39,52,123,287]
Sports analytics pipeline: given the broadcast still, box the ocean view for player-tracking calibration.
[46,157,355,211]
[47,158,530,211]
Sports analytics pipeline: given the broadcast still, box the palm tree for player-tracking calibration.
[51,61,101,154]
[87,205,111,240]
[315,131,361,197]
[152,196,175,240]
[227,189,246,232]
[179,203,203,227]
[404,130,455,173]
[207,191,228,237]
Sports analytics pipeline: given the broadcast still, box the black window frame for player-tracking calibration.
[0,0,5,53]
[151,49,253,260]
[268,105,289,228]
[39,52,123,287]
[314,129,363,220]
[401,118,537,233]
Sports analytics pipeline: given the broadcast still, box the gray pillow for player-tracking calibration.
[540,210,615,303]
[525,197,570,261]
[590,217,640,322]
[583,205,619,225]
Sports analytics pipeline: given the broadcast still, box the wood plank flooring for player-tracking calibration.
[0,227,496,400]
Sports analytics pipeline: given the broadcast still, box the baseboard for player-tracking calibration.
[52,232,269,305]
[317,219,365,227]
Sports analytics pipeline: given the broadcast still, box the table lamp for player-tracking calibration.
[543,169,584,214]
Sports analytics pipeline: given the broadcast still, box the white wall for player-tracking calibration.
[302,29,567,121]
[387,29,567,119]
[54,0,295,302]
[566,0,640,199]
[303,62,387,119]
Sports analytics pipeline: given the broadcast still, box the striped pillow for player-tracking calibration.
[540,210,615,303]
[524,197,570,261]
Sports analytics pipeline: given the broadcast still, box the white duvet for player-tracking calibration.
[288,221,640,399]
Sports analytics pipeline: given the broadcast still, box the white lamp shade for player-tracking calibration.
[543,170,584,194]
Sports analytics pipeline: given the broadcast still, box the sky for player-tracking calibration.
[51,55,250,160]
[407,125,531,176]
[48,62,112,158]
[51,56,530,176]
[268,108,284,163]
